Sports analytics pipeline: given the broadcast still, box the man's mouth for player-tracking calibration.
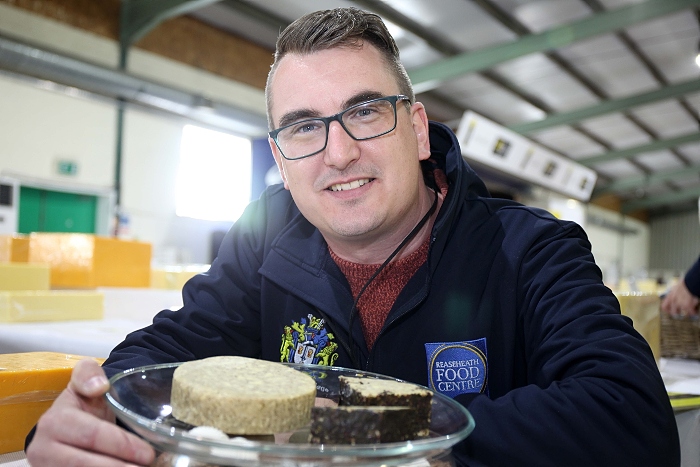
[328,178,373,192]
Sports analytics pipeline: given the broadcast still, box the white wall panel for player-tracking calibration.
[0,76,116,187]
[650,209,700,275]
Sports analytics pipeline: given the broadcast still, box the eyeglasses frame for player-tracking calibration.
[269,94,412,161]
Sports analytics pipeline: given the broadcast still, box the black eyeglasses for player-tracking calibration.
[269,95,411,160]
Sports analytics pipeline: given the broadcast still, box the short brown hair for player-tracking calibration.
[265,8,414,129]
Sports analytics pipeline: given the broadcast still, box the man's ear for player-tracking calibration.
[410,102,431,161]
[268,137,290,190]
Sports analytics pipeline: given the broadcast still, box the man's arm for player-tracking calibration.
[26,185,292,463]
[456,217,679,466]
[101,186,293,376]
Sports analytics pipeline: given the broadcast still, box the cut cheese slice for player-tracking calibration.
[339,376,433,437]
[171,356,317,434]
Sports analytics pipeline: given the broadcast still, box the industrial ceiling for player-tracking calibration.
[7,0,700,218]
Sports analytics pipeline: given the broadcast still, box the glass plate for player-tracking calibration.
[105,362,475,466]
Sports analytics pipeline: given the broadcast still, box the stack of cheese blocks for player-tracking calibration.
[0,233,151,322]
[0,352,104,454]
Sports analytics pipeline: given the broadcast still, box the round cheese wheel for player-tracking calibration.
[171,356,317,434]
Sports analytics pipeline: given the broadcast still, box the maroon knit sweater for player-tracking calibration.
[330,237,430,350]
[330,169,449,350]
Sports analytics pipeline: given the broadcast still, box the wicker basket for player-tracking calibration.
[660,314,700,360]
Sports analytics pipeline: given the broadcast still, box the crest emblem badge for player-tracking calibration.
[281,313,338,366]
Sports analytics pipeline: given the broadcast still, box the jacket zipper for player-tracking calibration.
[366,234,437,370]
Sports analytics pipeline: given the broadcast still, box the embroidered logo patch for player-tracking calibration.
[281,313,338,366]
[425,339,488,398]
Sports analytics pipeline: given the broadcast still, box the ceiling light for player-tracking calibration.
[696,40,700,67]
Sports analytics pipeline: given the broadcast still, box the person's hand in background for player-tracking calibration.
[661,279,699,317]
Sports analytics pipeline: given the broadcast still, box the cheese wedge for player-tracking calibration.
[171,356,317,434]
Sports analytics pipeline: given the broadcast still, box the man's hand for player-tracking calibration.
[25,358,155,467]
[661,280,699,318]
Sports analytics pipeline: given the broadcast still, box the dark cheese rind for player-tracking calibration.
[338,376,432,436]
[309,406,420,444]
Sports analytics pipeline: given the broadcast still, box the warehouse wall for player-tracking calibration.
[522,188,651,285]
[649,209,700,277]
[0,3,272,264]
[2,1,695,276]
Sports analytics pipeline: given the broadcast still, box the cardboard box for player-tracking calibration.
[0,352,104,454]
[0,262,50,291]
[0,290,103,322]
[0,235,29,262]
[616,292,661,362]
[28,233,152,288]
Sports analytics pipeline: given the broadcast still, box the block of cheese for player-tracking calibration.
[339,376,433,437]
[0,352,105,454]
[28,233,152,288]
[150,264,209,290]
[0,262,50,291]
[0,290,103,322]
[0,235,29,262]
[310,405,421,444]
[171,356,317,434]
[616,292,661,362]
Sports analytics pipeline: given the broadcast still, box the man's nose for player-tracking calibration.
[323,120,360,169]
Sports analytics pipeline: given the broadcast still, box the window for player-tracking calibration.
[175,125,252,222]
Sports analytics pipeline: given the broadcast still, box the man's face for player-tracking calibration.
[268,44,431,252]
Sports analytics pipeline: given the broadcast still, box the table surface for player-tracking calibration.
[0,451,27,467]
[0,287,182,358]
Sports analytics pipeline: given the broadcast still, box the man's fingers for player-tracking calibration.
[28,442,153,467]
[69,358,110,397]
[32,407,155,466]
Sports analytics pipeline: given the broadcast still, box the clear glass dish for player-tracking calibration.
[105,362,475,466]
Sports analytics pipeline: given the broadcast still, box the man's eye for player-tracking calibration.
[291,121,323,135]
[349,105,379,119]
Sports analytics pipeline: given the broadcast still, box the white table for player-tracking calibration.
[0,287,183,466]
[0,287,182,358]
[661,358,700,467]
[0,452,26,467]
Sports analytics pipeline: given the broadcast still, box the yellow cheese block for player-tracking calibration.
[28,233,152,288]
[0,352,105,454]
[0,235,29,262]
[0,290,104,322]
[0,262,50,291]
[150,264,209,290]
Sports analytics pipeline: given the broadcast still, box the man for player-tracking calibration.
[27,8,679,466]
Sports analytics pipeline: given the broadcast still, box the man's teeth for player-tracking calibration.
[329,178,371,192]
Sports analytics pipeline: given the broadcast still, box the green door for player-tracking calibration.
[18,187,97,234]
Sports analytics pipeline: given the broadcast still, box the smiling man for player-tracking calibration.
[267,45,436,262]
[26,8,679,467]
